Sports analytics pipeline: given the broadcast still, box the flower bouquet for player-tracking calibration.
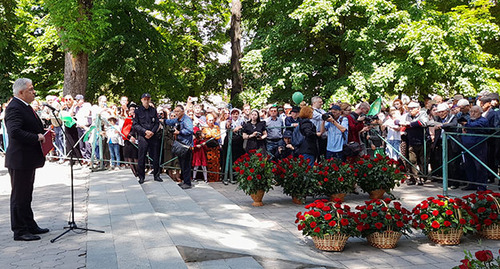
[272,155,318,204]
[233,150,274,206]
[412,195,476,245]
[463,191,500,240]
[354,154,405,198]
[453,249,500,269]
[296,199,361,251]
[313,158,355,202]
[356,198,413,248]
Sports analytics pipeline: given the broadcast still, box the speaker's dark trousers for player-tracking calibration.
[9,168,38,237]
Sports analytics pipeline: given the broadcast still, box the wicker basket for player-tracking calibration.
[312,234,350,252]
[367,231,402,249]
[428,228,463,245]
[479,223,500,240]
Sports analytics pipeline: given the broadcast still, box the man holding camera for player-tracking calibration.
[320,105,349,160]
[133,93,162,184]
[164,105,194,189]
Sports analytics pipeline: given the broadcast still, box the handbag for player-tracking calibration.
[172,140,190,157]
[205,138,219,148]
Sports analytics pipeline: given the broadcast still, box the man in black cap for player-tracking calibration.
[133,93,162,184]
[285,106,300,134]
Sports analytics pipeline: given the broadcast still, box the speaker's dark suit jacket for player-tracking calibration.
[5,97,45,170]
[5,97,45,236]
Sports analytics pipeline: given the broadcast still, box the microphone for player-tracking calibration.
[42,102,59,112]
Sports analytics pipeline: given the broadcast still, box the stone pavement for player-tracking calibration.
[1,157,499,268]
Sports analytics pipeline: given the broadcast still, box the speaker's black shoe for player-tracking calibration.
[14,233,41,241]
[154,176,163,182]
[29,227,49,234]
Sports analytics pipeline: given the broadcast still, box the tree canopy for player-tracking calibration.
[1,0,499,105]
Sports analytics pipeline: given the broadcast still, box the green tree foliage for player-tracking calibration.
[0,0,20,100]
[242,0,500,104]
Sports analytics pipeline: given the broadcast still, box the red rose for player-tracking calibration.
[421,203,429,209]
[340,219,349,226]
[293,173,297,177]
[385,214,392,220]
[249,168,255,173]
[256,153,262,157]
[338,177,344,182]
[432,210,439,216]
[244,162,249,167]
[484,219,493,226]
[247,176,252,181]
[310,222,317,228]
[419,223,425,229]
[371,212,378,217]
[396,221,404,228]
[313,211,321,218]
[382,167,387,172]
[323,178,328,182]
[394,169,400,174]
[256,175,262,180]
[421,214,429,220]
[234,167,240,172]
[367,164,373,169]
[478,207,487,213]
[324,214,332,221]
[445,210,453,215]
[329,220,337,227]
[374,222,383,229]
[356,224,364,231]
[323,206,331,211]
[443,221,451,227]
[431,221,440,229]
[459,218,467,225]
[360,214,368,219]
[240,170,244,175]
[489,213,498,220]
[475,250,493,262]
[260,163,265,168]
[314,227,321,233]
[367,205,374,210]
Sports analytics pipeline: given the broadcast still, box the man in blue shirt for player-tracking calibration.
[164,105,194,189]
[320,105,348,160]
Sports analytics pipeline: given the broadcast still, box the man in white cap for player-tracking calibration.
[399,101,429,185]
[431,103,460,188]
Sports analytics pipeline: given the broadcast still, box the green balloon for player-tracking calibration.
[292,92,304,104]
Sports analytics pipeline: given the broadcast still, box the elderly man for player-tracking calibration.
[5,78,49,241]
[164,105,194,189]
[460,106,489,191]
[432,103,459,188]
[399,101,429,186]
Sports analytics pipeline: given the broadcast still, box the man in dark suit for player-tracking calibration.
[5,78,49,241]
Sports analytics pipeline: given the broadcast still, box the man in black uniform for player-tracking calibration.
[132,93,162,184]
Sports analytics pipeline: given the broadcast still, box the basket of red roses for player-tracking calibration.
[463,190,500,240]
[356,198,413,249]
[296,199,361,251]
[412,195,476,245]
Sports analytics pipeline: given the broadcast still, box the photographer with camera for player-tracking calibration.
[347,102,370,143]
[242,109,267,154]
[320,105,348,161]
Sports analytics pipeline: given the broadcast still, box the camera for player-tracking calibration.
[362,114,379,124]
[168,123,181,133]
[321,112,333,121]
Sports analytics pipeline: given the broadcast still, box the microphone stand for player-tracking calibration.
[48,107,104,243]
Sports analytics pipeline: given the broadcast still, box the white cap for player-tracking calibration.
[436,103,449,113]
[408,101,420,108]
[457,99,469,107]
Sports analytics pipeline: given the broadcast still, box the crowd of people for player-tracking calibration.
[1,90,499,191]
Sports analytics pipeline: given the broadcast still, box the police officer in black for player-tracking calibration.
[132,93,162,184]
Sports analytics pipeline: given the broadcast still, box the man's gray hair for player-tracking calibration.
[471,105,483,113]
[311,96,322,104]
[12,78,32,96]
[358,102,370,110]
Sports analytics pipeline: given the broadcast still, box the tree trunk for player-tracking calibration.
[229,0,243,101]
[63,51,88,97]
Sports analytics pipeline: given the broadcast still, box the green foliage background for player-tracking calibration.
[0,0,499,105]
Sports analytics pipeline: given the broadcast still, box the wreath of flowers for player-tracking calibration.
[411,195,476,234]
[355,198,413,237]
[233,150,274,195]
[296,199,361,238]
[462,191,500,230]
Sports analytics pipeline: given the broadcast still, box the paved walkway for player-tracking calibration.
[1,157,499,268]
